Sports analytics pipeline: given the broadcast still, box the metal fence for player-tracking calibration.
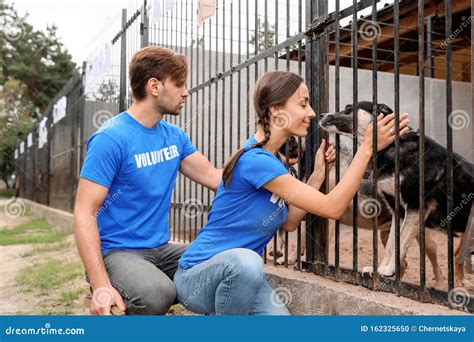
[13,0,473,313]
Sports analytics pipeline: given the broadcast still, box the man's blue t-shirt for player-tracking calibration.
[80,112,197,256]
[179,136,288,269]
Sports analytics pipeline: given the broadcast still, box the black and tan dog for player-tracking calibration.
[320,101,473,287]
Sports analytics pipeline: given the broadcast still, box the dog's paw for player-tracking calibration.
[362,266,374,276]
[276,256,285,265]
[378,265,395,277]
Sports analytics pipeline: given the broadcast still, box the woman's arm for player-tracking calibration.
[265,113,409,221]
[281,175,324,231]
[265,143,372,220]
[282,139,335,231]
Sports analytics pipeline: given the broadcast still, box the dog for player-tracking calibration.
[319,101,473,288]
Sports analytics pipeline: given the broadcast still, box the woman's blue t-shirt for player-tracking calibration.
[179,136,289,269]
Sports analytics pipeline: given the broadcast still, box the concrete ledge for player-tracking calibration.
[265,265,470,315]
[21,198,74,233]
[18,198,470,315]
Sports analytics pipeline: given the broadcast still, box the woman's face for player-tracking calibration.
[270,83,316,137]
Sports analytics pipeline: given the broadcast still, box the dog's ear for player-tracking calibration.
[377,104,393,115]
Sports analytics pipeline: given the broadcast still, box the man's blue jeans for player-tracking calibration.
[174,248,291,315]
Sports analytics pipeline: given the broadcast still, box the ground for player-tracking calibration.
[330,223,474,291]
[0,197,191,316]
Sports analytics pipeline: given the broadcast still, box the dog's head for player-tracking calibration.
[319,101,393,139]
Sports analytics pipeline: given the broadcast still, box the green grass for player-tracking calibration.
[0,219,65,246]
[21,241,71,257]
[60,288,87,307]
[0,188,13,198]
[16,259,84,295]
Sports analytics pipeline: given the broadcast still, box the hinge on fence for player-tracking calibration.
[304,15,335,40]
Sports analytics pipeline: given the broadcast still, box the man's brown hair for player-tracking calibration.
[129,46,188,101]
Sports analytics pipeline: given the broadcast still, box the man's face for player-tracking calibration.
[155,78,189,115]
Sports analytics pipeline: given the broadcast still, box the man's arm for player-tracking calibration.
[180,152,222,191]
[73,178,125,315]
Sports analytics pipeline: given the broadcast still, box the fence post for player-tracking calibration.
[141,0,149,48]
[304,0,329,267]
[119,8,127,113]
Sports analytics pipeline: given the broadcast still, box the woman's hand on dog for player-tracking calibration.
[312,138,336,183]
[363,112,410,153]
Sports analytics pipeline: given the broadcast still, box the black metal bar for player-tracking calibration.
[195,0,200,240]
[394,0,401,291]
[237,0,242,148]
[207,18,212,229]
[418,0,426,290]
[445,0,454,294]
[274,0,278,70]
[286,0,290,71]
[184,0,189,243]
[141,0,149,47]
[296,0,303,271]
[112,8,142,44]
[119,9,127,113]
[371,0,379,287]
[426,15,434,78]
[246,0,250,138]
[351,0,358,276]
[334,0,341,271]
[188,33,306,94]
[221,3,226,167]
[305,0,314,264]
[230,1,234,155]
[264,0,268,71]
[303,261,474,313]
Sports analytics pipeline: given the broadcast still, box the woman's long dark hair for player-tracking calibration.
[222,71,304,187]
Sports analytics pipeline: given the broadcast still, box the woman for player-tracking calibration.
[174,71,409,315]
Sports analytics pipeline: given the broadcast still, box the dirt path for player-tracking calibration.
[0,198,88,315]
[0,198,191,315]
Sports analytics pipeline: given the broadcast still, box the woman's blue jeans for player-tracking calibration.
[174,248,290,315]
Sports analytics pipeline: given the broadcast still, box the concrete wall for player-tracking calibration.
[182,48,472,164]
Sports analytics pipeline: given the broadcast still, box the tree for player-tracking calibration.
[0,1,76,111]
[249,18,298,54]
[0,0,76,187]
[249,18,275,53]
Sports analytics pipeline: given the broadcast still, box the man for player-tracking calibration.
[74,46,221,315]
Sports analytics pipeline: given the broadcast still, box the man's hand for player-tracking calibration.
[90,285,126,315]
